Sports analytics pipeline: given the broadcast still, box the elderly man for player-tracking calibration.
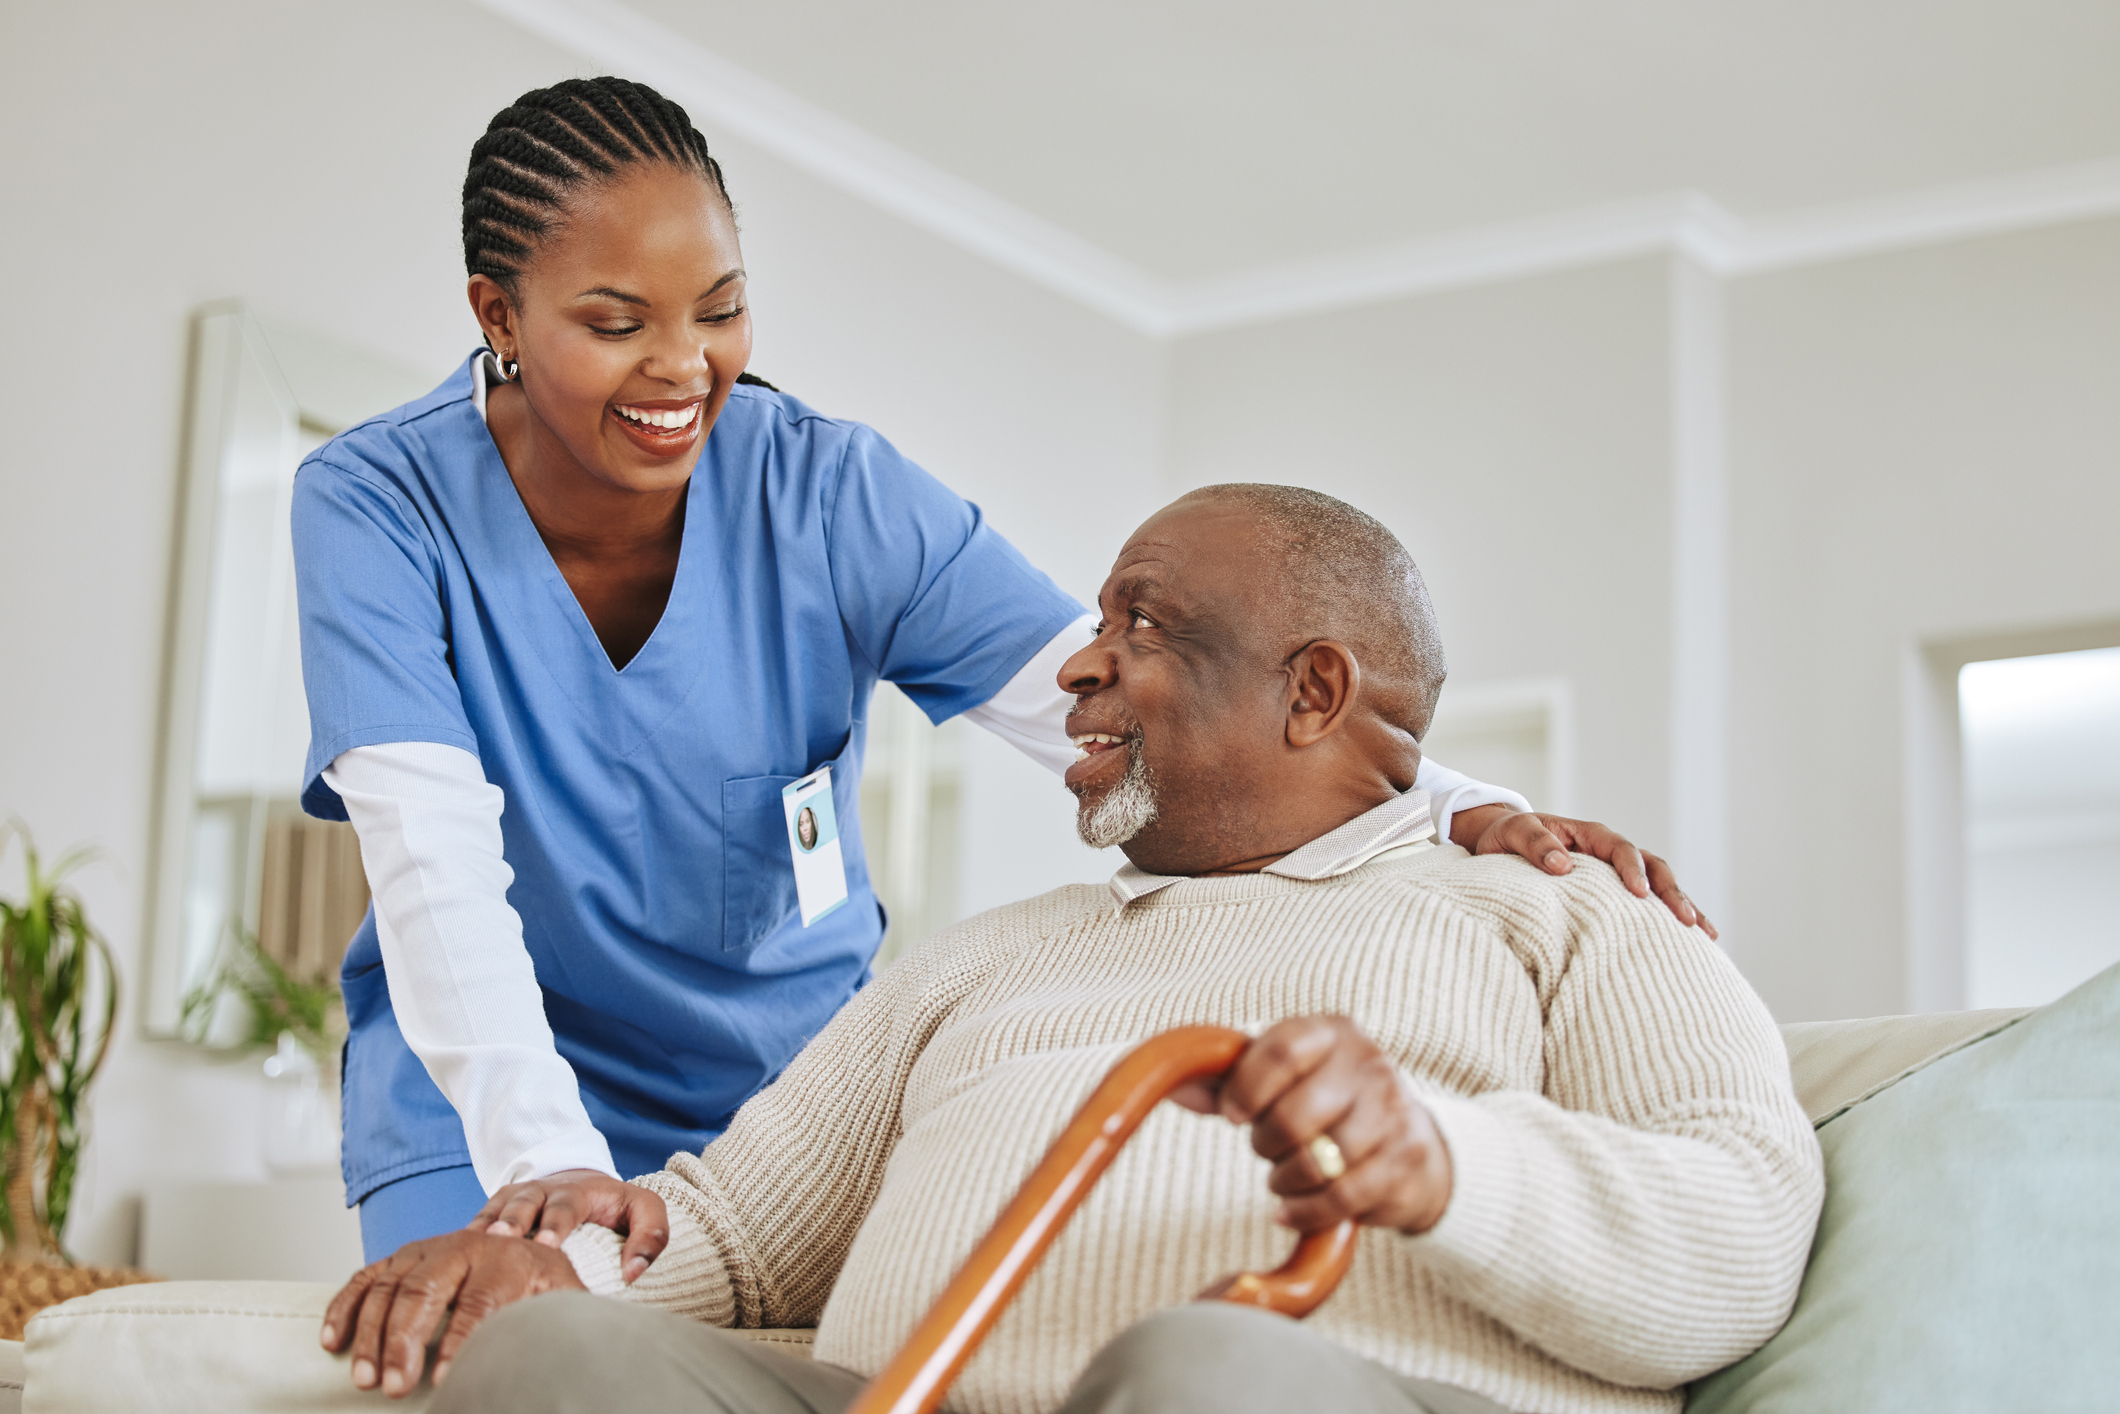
[326,485,1823,1414]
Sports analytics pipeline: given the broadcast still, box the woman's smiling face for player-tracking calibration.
[468,162,753,495]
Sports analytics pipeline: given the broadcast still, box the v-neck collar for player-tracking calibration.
[449,361,712,751]
[469,353,693,678]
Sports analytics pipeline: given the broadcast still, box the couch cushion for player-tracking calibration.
[1689,963,2120,1413]
[1780,1007,2033,1125]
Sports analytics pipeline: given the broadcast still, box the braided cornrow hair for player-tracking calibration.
[464,76,727,289]
[463,76,778,390]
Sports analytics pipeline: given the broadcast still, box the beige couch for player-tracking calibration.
[9,1007,2031,1413]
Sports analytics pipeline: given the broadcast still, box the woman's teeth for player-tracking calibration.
[1070,732,1125,762]
[616,404,699,430]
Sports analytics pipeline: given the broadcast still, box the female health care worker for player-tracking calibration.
[294,78,1712,1267]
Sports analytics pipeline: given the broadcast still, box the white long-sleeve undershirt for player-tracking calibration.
[330,615,1532,1194]
[325,742,620,1190]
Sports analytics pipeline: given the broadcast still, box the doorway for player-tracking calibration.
[1959,646,2120,1008]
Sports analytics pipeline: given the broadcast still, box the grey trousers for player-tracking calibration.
[431,1292,1512,1414]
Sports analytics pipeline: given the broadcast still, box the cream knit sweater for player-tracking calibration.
[564,844,1822,1414]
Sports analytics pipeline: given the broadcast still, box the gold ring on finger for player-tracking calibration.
[1307,1133,1347,1182]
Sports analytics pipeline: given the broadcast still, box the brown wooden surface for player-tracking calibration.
[844,1025,1358,1414]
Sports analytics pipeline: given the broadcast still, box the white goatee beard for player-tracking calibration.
[1075,736,1159,849]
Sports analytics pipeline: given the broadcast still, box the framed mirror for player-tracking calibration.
[142,303,432,1040]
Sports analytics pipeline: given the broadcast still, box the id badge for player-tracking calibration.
[782,767,850,926]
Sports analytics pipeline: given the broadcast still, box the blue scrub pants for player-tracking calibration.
[358,1164,486,1263]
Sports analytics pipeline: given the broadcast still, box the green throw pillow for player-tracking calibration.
[1687,960,2120,1413]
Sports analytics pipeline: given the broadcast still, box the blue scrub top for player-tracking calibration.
[293,356,1081,1201]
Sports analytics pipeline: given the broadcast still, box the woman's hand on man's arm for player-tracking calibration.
[320,1172,668,1396]
[1447,805,1717,939]
[472,1168,669,1282]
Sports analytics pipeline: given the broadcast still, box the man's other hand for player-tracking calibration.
[1451,805,1717,939]
[1174,1016,1454,1236]
[472,1170,668,1284]
[320,1231,584,1396]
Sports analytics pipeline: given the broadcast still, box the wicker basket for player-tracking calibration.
[0,1260,159,1340]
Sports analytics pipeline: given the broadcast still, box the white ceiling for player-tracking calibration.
[618,0,2120,280]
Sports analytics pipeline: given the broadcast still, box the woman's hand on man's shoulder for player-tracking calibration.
[1454,805,1717,939]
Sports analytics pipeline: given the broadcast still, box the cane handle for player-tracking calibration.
[844,1025,1359,1414]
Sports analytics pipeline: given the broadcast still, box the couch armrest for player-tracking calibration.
[25,1281,429,1413]
[1780,1007,2033,1125]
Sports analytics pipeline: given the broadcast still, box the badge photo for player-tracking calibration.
[782,767,850,925]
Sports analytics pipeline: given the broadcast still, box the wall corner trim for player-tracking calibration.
[478,0,2120,336]
[1668,258,1733,933]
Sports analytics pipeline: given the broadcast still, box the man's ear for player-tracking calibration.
[1285,640,1361,748]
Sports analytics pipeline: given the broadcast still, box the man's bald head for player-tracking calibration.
[1060,484,1448,874]
[1181,483,1447,741]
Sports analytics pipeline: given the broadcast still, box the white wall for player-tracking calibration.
[1726,217,2120,1021]
[1167,259,1678,852]
[0,0,1160,1259]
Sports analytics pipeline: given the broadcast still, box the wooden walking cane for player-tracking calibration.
[843,1025,1360,1414]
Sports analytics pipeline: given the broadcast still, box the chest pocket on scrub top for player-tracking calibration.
[720,758,846,954]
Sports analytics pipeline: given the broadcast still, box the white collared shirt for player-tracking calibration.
[1108,787,1441,909]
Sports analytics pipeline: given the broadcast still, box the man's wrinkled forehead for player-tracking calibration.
[1103,534,1179,599]
[1102,500,1274,615]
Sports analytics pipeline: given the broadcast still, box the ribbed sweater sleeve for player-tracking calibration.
[596,897,1040,1327]
[562,1204,736,1323]
[1402,869,1823,1386]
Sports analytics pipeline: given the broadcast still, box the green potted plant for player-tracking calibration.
[0,828,116,1262]
[182,927,343,1071]
[183,926,347,1174]
[0,825,154,1337]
